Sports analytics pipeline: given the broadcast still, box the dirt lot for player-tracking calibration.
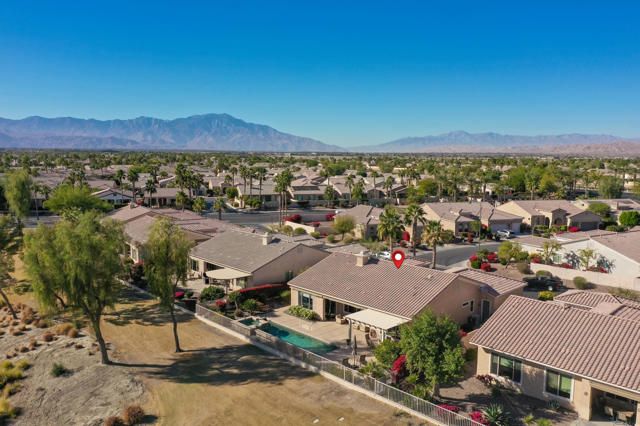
[100,288,422,426]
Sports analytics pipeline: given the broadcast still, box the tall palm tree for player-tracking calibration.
[255,167,267,209]
[127,168,139,203]
[213,197,226,220]
[404,204,427,257]
[145,179,157,207]
[229,166,238,186]
[115,169,125,188]
[32,183,41,220]
[377,206,405,252]
[176,190,187,212]
[421,220,450,269]
[275,169,293,226]
[345,174,356,203]
[383,176,394,204]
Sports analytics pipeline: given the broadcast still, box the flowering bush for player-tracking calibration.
[321,232,327,236]
[391,354,406,377]
[586,266,607,273]
[476,374,497,387]
[469,255,478,262]
[174,291,185,299]
[311,222,320,228]
[568,226,580,232]
[215,300,226,307]
[236,283,284,298]
[471,259,482,269]
[487,253,498,263]
[532,256,542,264]
[556,231,564,235]
[471,411,489,425]
[402,231,410,241]
[558,263,573,269]
[291,214,302,223]
[480,263,492,272]
[437,405,461,417]
[459,330,467,337]
[326,212,336,221]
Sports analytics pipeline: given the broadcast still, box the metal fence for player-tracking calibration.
[196,304,481,426]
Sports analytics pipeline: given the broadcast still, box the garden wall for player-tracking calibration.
[530,263,640,291]
[284,220,318,234]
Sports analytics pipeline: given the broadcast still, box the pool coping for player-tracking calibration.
[259,321,339,353]
[266,317,340,347]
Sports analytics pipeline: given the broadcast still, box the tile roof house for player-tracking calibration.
[470,295,640,423]
[334,205,385,239]
[422,202,523,236]
[497,200,601,231]
[573,198,640,223]
[287,253,525,339]
[189,229,329,292]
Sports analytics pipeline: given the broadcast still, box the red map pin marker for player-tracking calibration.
[392,250,405,269]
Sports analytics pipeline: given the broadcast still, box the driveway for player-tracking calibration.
[408,241,501,269]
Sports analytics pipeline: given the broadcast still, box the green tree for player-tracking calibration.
[145,179,157,206]
[598,176,623,199]
[324,185,336,207]
[400,310,465,397]
[213,197,226,220]
[23,212,126,364]
[578,248,597,270]
[619,211,640,227]
[43,185,112,217]
[193,197,207,214]
[540,240,562,264]
[587,202,611,218]
[127,168,140,203]
[4,169,32,227]
[351,179,366,205]
[377,206,405,252]
[144,218,195,353]
[404,204,426,257]
[225,186,238,200]
[332,215,355,241]
[421,220,453,268]
[497,241,528,268]
[373,339,402,369]
[0,215,22,319]
[176,190,188,212]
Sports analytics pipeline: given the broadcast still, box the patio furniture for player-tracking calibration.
[604,406,615,420]
[617,410,634,422]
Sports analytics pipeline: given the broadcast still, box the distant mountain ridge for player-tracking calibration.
[353,130,640,152]
[0,114,346,152]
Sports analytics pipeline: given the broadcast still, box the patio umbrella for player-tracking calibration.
[352,335,358,366]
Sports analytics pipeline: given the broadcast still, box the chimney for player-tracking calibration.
[262,233,273,245]
[355,251,370,267]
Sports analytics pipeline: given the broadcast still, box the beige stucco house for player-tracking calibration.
[471,294,640,424]
[497,200,601,231]
[422,202,523,236]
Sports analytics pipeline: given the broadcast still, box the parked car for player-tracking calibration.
[496,229,515,239]
[523,276,563,291]
[377,251,391,260]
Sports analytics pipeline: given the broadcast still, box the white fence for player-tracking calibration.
[530,263,640,291]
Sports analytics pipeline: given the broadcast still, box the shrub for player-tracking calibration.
[548,399,561,411]
[538,291,555,301]
[281,225,293,235]
[287,305,315,320]
[536,270,551,277]
[469,255,478,262]
[619,210,640,227]
[54,323,74,336]
[606,225,626,232]
[343,236,353,244]
[471,411,489,425]
[516,262,531,274]
[573,276,589,290]
[68,328,79,338]
[568,226,580,232]
[122,405,145,425]
[326,212,336,221]
[470,259,482,269]
[437,404,461,416]
[280,290,291,303]
[476,374,497,387]
[293,227,306,235]
[558,263,573,269]
[51,362,70,377]
[586,266,607,273]
[531,256,542,263]
[326,234,336,243]
[0,361,12,370]
[42,331,54,342]
[310,232,321,239]
[0,397,18,420]
[36,319,48,328]
[104,416,126,426]
[16,360,29,370]
[480,263,492,272]
[185,290,194,299]
[483,404,511,426]
[241,299,260,314]
[200,286,225,301]
[487,253,498,263]
[500,258,507,265]
[311,222,320,228]
[359,361,385,378]
[536,420,552,426]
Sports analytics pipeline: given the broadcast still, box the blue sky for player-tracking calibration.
[1,1,639,147]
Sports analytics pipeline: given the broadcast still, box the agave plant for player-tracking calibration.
[482,404,511,426]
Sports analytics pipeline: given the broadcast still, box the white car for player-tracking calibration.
[496,229,515,239]
[377,251,391,260]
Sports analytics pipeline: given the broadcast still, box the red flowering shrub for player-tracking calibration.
[569,226,580,232]
[437,404,461,417]
[326,212,336,221]
[311,222,320,228]
[291,214,302,223]
[532,256,542,264]
[480,263,492,272]
[236,283,284,298]
[174,291,185,299]
[469,255,478,262]
[215,301,227,307]
[321,232,327,236]
[559,263,573,269]
[471,411,489,425]
[402,231,410,241]
[284,216,293,222]
[586,266,607,273]
[476,374,497,387]
[556,231,564,235]
[459,330,467,337]
[487,254,498,263]
[391,355,406,377]
[467,235,474,243]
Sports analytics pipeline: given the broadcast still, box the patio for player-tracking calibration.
[264,306,375,364]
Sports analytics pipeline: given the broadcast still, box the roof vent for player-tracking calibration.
[355,251,370,267]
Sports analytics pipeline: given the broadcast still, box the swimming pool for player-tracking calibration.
[260,322,337,354]
[239,318,260,326]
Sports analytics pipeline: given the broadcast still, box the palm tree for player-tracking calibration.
[275,169,293,226]
[115,169,125,188]
[193,197,207,215]
[404,204,427,257]
[32,183,41,220]
[145,179,157,207]
[213,197,226,220]
[176,190,188,212]
[421,220,450,269]
[255,167,267,209]
[345,174,356,203]
[352,179,366,205]
[383,176,394,204]
[229,166,238,186]
[525,174,540,200]
[377,206,405,252]
[127,169,140,203]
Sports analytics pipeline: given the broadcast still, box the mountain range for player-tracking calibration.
[0,114,639,155]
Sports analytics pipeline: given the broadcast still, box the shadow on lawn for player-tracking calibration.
[105,303,171,327]
[147,343,315,386]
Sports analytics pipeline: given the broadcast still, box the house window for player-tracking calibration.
[131,247,138,262]
[546,370,572,399]
[205,262,217,271]
[298,292,313,310]
[344,304,359,313]
[237,277,248,289]
[190,259,199,272]
[490,353,522,383]
[462,301,474,312]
